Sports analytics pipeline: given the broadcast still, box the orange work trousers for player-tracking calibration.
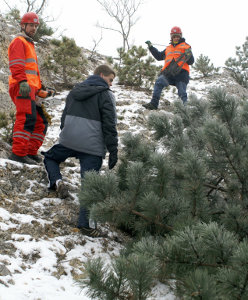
[9,84,48,156]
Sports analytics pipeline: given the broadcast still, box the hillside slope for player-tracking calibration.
[0,68,247,299]
[0,14,105,113]
[1,13,248,300]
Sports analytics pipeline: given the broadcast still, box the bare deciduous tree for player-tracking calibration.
[89,30,103,62]
[96,0,143,51]
[3,0,48,16]
[24,0,47,14]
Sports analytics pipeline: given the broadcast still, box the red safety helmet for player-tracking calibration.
[170,26,182,37]
[20,12,40,25]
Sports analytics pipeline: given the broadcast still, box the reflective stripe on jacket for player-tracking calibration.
[8,36,41,89]
[161,42,191,73]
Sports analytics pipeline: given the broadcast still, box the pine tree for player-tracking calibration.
[81,254,158,300]
[34,17,54,42]
[193,54,219,77]
[79,87,248,298]
[50,37,87,86]
[225,36,248,88]
[115,46,159,90]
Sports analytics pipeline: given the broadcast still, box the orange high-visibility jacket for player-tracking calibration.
[8,35,41,89]
[161,42,191,73]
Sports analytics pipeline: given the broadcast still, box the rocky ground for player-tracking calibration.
[0,12,248,298]
[0,71,247,299]
[0,93,132,300]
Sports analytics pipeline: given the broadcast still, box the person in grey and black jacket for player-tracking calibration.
[42,65,118,237]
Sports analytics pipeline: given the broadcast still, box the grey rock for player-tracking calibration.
[0,264,11,276]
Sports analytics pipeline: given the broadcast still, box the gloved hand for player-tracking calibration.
[19,81,31,97]
[108,150,118,170]
[185,48,192,59]
[145,40,152,48]
[46,87,56,97]
[35,96,43,107]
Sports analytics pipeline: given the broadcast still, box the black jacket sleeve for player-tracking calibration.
[149,46,166,61]
[99,90,118,154]
[187,51,195,65]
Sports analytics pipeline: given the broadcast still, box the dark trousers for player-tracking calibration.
[43,144,102,228]
[151,74,188,107]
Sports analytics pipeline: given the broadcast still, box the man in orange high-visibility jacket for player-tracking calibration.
[143,26,194,110]
[8,12,48,164]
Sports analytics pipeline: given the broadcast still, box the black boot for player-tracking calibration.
[79,227,108,238]
[27,154,43,163]
[9,153,36,165]
[142,103,157,110]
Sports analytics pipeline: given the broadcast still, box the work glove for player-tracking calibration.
[108,150,118,170]
[145,40,152,48]
[35,96,43,107]
[185,48,192,60]
[19,81,31,97]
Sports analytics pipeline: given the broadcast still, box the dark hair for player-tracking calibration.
[94,65,116,77]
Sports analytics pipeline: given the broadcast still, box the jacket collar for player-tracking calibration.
[170,37,185,46]
[17,32,34,43]
[84,75,110,88]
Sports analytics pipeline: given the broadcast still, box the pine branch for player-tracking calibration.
[189,239,200,260]
[206,177,225,196]
[238,272,248,299]
[131,209,173,232]
[164,259,232,269]
[204,182,227,193]
[223,147,243,185]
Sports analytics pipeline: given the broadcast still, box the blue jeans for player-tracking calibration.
[43,144,102,228]
[151,74,188,107]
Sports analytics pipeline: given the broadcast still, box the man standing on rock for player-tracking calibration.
[42,64,118,238]
[143,26,194,109]
[8,12,49,164]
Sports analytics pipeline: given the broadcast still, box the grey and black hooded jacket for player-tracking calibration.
[59,75,118,158]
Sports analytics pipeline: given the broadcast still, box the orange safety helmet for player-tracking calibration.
[170,26,182,37]
[20,12,40,25]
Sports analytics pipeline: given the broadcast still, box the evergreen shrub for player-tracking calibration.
[193,54,219,77]
[225,36,248,88]
[79,88,248,298]
[115,46,160,90]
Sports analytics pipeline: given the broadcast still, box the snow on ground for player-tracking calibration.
[0,69,232,299]
[0,234,122,300]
